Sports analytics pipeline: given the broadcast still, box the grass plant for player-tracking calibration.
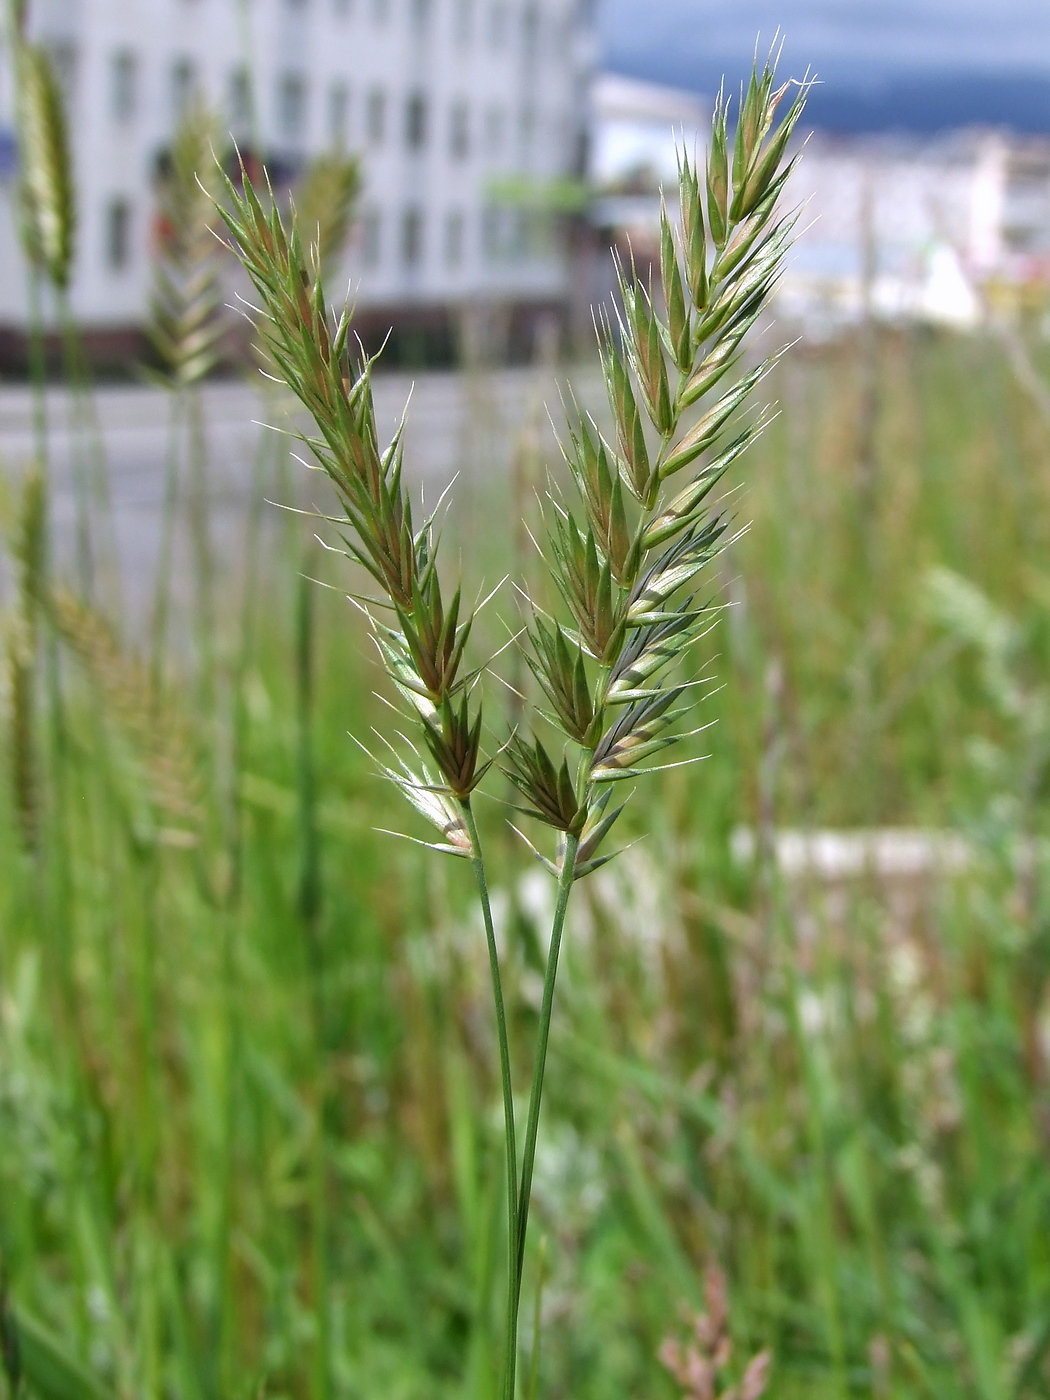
[216,60,808,1398]
[3,43,1050,1400]
[4,292,1050,1400]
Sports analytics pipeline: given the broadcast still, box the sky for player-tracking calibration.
[600,0,1050,131]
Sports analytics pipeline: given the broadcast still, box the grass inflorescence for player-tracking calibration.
[215,58,808,1400]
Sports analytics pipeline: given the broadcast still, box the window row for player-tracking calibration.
[110,52,542,163]
[189,0,554,57]
[360,202,555,269]
[332,0,551,56]
[99,198,553,275]
[63,1,564,127]
[332,87,537,157]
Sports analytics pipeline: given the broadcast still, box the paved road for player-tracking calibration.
[0,367,598,630]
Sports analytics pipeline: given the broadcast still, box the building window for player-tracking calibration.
[366,87,385,145]
[333,0,352,15]
[362,207,381,266]
[328,81,350,146]
[401,206,423,265]
[409,0,430,29]
[111,50,136,122]
[482,204,501,260]
[487,2,507,48]
[171,57,197,122]
[518,104,535,154]
[366,86,389,144]
[106,197,131,270]
[444,208,464,267]
[509,208,529,258]
[278,73,307,142]
[229,66,253,136]
[484,104,505,157]
[449,100,469,160]
[522,2,539,58]
[370,0,389,23]
[453,0,473,42]
[405,92,427,150]
[47,41,77,107]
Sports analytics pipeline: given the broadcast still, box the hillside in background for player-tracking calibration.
[600,0,1050,135]
[801,71,1050,135]
[601,59,1050,136]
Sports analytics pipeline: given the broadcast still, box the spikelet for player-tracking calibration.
[249,152,361,376]
[148,100,227,385]
[51,590,203,844]
[292,151,361,281]
[7,618,38,852]
[658,1262,772,1400]
[14,43,75,291]
[508,56,810,879]
[217,162,487,853]
[13,463,46,620]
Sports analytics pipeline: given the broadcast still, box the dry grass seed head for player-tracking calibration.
[15,43,75,291]
[292,151,362,281]
[217,56,806,870]
[216,162,486,830]
[51,590,203,843]
[5,465,47,853]
[148,100,229,384]
[658,1262,772,1400]
[506,57,808,879]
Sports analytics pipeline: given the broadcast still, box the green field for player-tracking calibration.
[4,322,1050,1400]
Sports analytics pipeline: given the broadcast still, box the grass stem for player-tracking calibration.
[462,799,519,1390]
[150,390,185,697]
[506,834,578,1400]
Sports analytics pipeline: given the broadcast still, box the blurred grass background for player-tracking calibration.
[3,323,1050,1400]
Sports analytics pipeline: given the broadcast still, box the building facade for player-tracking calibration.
[588,74,1050,338]
[0,0,594,349]
[776,130,1010,334]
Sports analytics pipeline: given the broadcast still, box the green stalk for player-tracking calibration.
[505,832,578,1400]
[222,389,276,914]
[25,272,73,1011]
[185,387,215,707]
[296,532,327,1323]
[56,288,120,616]
[462,797,519,1387]
[308,1094,331,1400]
[298,546,323,929]
[150,390,185,697]
[60,320,95,600]
[296,547,323,946]
[26,271,49,470]
[525,1235,548,1400]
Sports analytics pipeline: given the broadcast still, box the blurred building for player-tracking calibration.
[587,74,1050,337]
[778,130,1050,336]
[587,72,707,297]
[0,0,594,362]
[590,73,708,240]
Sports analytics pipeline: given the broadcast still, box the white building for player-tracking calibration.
[777,130,1009,334]
[590,73,707,191]
[589,72,707,253]
[0,0,593,355]
[587,75,1050,337]
[749,129,1050,334]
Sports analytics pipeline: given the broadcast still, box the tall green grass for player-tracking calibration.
[3,322,1050,1400]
